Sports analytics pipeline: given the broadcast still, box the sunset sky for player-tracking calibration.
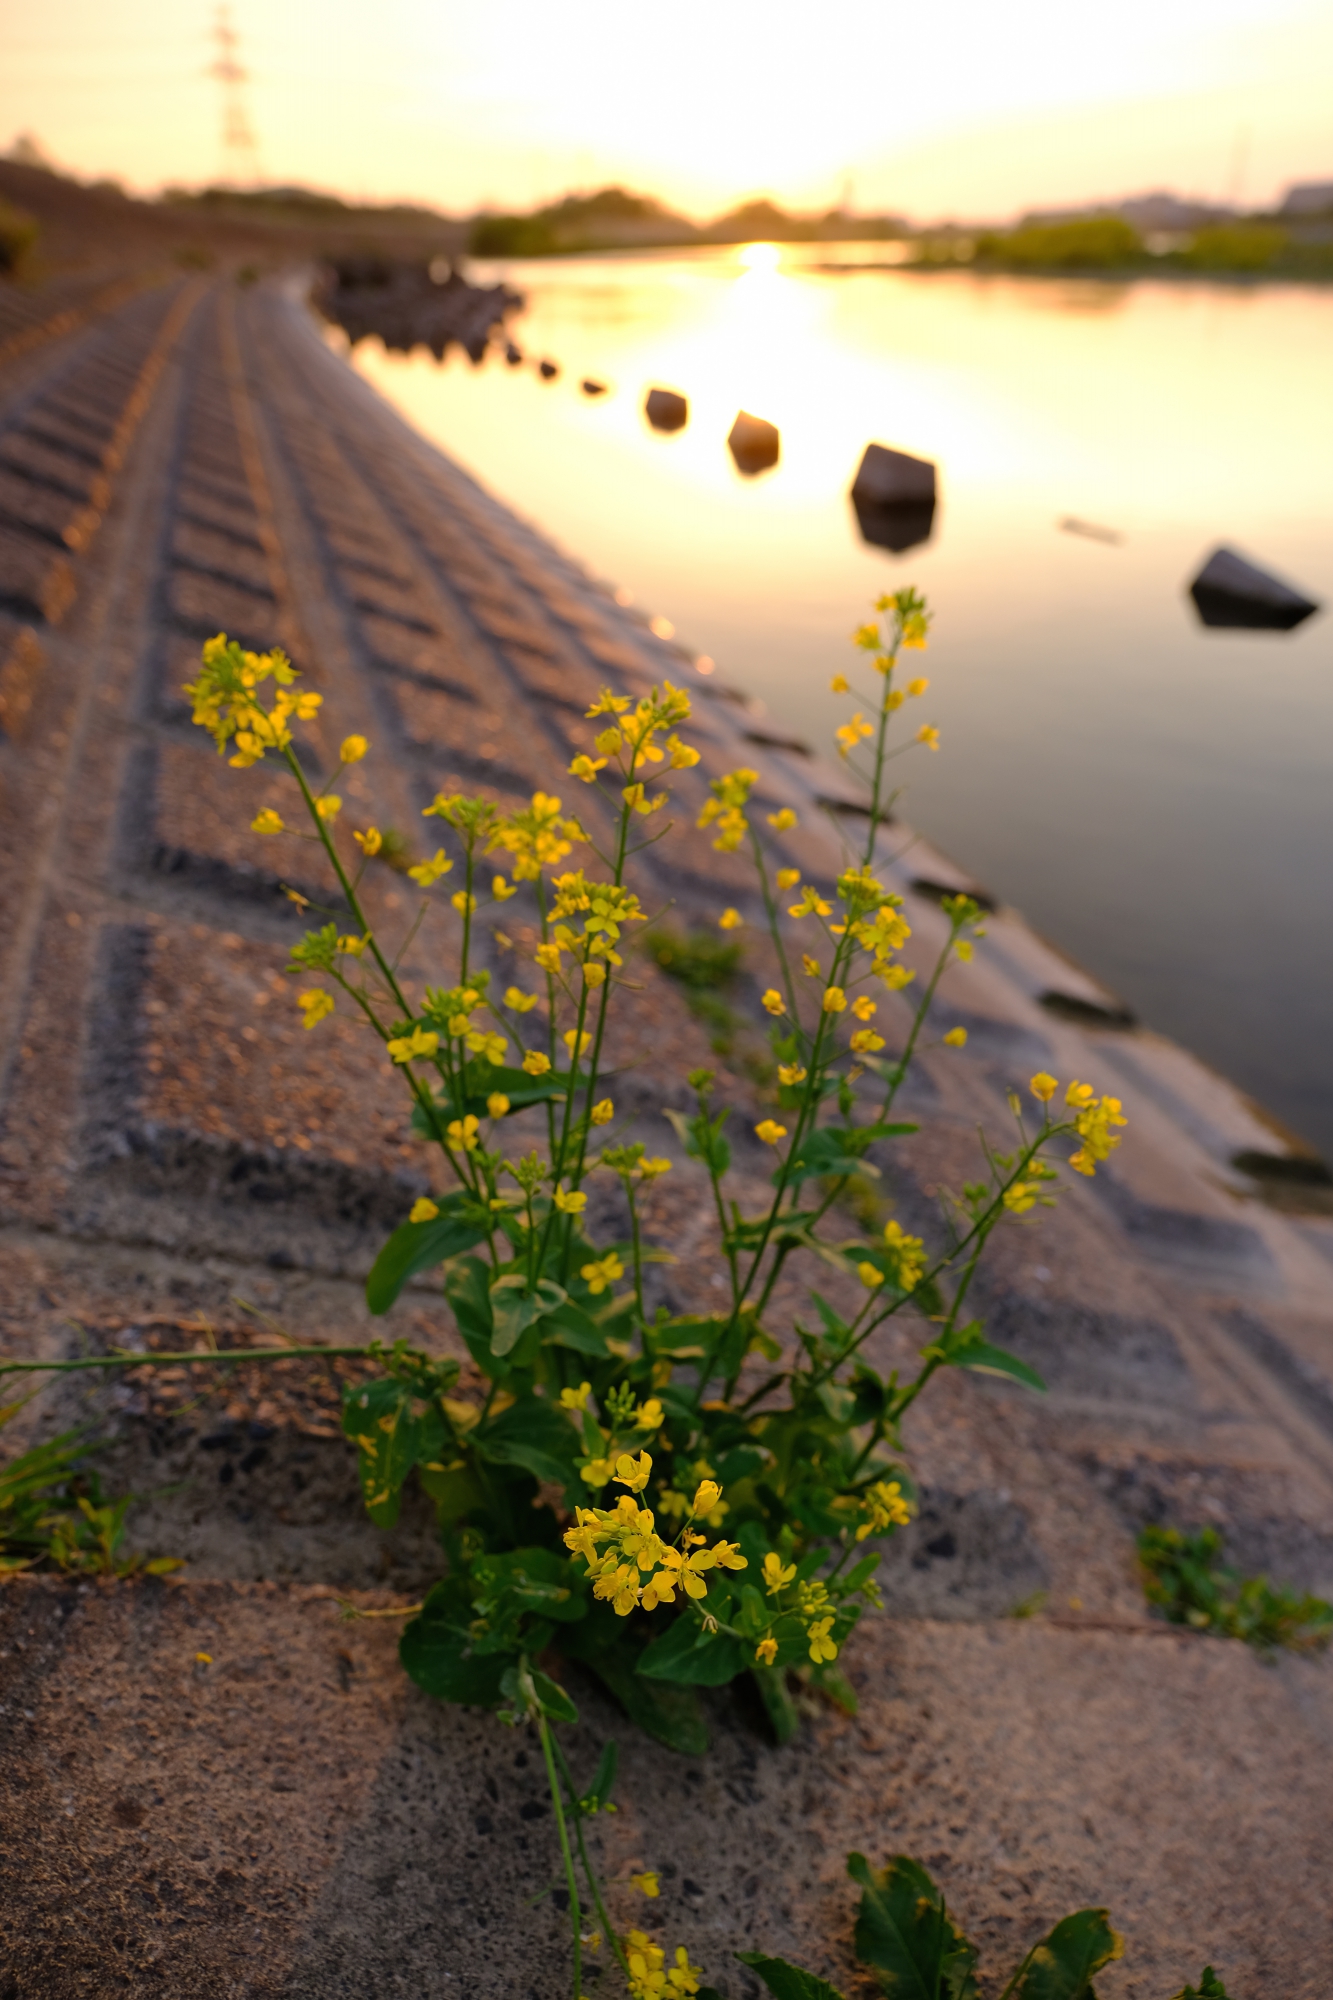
[3,0,1332,222]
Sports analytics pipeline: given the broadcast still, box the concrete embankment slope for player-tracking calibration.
[1,272,1332,1997]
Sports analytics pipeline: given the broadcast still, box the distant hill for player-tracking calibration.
[468,185,907,257]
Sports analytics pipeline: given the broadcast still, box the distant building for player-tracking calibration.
[1280,181,1333,216]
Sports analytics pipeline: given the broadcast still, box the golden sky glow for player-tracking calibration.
[3,0,1332,219]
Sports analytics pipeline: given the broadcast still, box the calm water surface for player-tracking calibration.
[342,247,1333,1156]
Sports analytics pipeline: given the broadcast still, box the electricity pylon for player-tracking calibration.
[209,6,262,188]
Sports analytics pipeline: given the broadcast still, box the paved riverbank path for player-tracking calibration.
[2,271,1332,1996]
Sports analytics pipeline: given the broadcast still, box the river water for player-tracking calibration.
[340,245,1333,1158]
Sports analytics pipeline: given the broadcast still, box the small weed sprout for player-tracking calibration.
[1138,1524,1333,1655]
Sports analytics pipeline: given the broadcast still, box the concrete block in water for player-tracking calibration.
[850,442,938,552]
[1189,546,1320,631]
[538,358,559,380]
[581,378,607,397]
[727,410,779,475]
[645,386,687,432]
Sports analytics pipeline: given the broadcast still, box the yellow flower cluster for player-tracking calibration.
[624,1933,702,1999]
[184,636,321,766]
[855,1478,913,1541]
[486,792,584,882]
[697,767,759,852]
[1065,1081,1128,1176]
[563,1466,747,1617]
[881,1219,926,1291]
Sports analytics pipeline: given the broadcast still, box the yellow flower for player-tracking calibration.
[505,986,538,1013]
[755,1120,787,1146]
[801,955,821,978]
[777,1063,807,1087]
[581,1251,624,1296]
[754,1637,778,1666]
[554,1188,587,1213]
[487,1093,510,1118]
[850,1029,886,1053]
[581,1455,614,1486]
[822,986,847,1014]
[640,1155,672,1178]
[564,1028,593,1059]
[882,963,915,990]
[634,1398,664,1431]
[251,808,284,835]
[830,673,850,693]
[338,933,368,957]
[591,1099,614,1125]
[883,1219,926,1290]
[807,1615,838,1664]
[340,734,368,763]
[767,807,798,830]
[631,1873,660,1899]
[559,1381,592,1412]
[916,725,940,751]
[858,1261,885,1289]
[886,688,905,711]
[1003,1181,1040,1214]
[1030,1072,1057,1102]
[586,689,630,717]
[534,942,562,973]
[856,1478,913,1540]
[466,1030,507,1065]
[762,1552,796,1594]
[446,1115,481,1152]
[492,875,517,901]
[622,782,665,817]
[583,962,607,989]
[776,868,801,891]
[569,753,607,782]
[452,890,477,915]
[408,848,452,887]
[691,1479,722,1517]
[354,826,383,855]
[613,1449,652,1493]
[387,1024,440,1064]
[409,1196,440,1224]
[789,885,833,918]
[718,907,743,931]
[298,989,334,1029]
[943,1026,967,1047]
[1066,1080,1095,1108]
[835,712,874,758]
[523,1050,552,1076]
[315,794,341,820]
[761,989,785,1016]
[907,677,929,696]
[666,734,699,769]
[851,995,878,1021]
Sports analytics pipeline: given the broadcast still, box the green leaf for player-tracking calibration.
[584,1738,618,1811]
[637,1612,748,1687]
[399,1580,513,1707]
[784,1122,918,1189]
[412,1062,573,1132]
[560,1612,709,1755]
[545,1299,610,1357]
[366,1195,490,1315]
[1009,1910,1123,1999]
[1171,1971,1231,2000]
[490,1276,568,1357]
[848,1852,979,2000]
[341,1375,448,1528]
[735,1954,847,2000]
[445,1255,499,1371]
[751,1661,799,1744]
[925,1321,1045,1392]
[473,1395,582,1489]
[473,1546,587,1624]
[515,1665,578,1723]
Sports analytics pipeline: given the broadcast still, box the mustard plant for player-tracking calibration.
[181,591,1131,1996]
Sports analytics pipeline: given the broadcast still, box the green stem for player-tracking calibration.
[550,1737,632,1982]
[537,1708,582,2000]
[0,1345,374,1381]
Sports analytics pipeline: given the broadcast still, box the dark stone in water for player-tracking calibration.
[581,378,607,396]
[1189,546,1320,631]
[645,386,688,432]
[853,494,936,554]
[728,410,780,476]
[850,442,938,552]
[852,441,937,506]
[505,342,523,366]
[538,359,559,380]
